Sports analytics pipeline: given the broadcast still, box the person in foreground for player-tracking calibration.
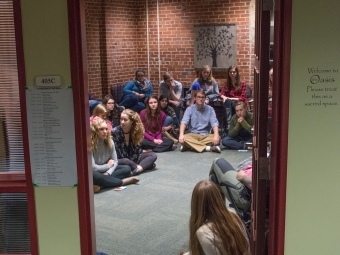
[112,109,157,176]
[91,119,139,193]
[179,89,221,153]
[180,180,249,255]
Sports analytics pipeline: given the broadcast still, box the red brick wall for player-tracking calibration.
[85,0,138,99]
[85,0,253,99]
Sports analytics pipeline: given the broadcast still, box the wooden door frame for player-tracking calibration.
[67,0,97,254]
[268,0,292,254]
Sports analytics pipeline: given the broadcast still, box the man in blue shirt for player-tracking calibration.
[179,89,221,153]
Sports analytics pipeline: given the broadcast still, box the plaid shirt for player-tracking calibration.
[219,81,248,103]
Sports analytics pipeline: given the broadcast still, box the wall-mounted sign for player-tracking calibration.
[26,87,77,186]
[35,75,62,87]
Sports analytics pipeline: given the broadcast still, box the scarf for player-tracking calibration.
[134,79,151,91]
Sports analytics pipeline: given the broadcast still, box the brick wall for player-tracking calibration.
[85,0,138,99]
[85,0,254,99]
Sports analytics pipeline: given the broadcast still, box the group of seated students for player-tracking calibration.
[89,65,271,254]
[88,65,257,193]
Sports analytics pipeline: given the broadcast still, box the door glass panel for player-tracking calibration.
[0,193,31,253]
[0,0,25,172]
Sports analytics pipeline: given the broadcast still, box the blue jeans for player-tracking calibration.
[119,94,145,113]
[163,116,173,127]
[222,135,252,150]
[89,100,101,115]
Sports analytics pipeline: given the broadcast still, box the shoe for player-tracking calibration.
[131,168,141,176]
[172,143,177,150]
[151,163,156,170]
[93,185,101,193]
[211,146,221,153]
[180,145,189,152]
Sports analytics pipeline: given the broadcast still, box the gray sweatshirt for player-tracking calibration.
[92,139,118,175]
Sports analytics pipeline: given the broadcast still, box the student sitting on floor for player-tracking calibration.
[179,89,221,153]
[102,94,125,128]
[140,95,174,152]
[112,109,157,176]
[221,101,253,150]
[91,119,139,193]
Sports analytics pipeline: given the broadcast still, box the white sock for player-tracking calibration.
[205,146,211,151]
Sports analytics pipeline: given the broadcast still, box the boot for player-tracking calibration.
[225,107,232,131]
[163,131,178,144]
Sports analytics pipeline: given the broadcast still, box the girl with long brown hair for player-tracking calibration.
[220,65,248,130]
[181,180,249,255]
[112,109,157,176]
[139,95,174,152]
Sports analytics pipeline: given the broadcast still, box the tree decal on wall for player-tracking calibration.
[194,24,237,70]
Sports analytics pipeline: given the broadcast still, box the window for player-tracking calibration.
[0,1,31,253]
[0,0,25,173]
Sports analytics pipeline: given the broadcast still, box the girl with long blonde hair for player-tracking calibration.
[182,180,249,255]
[112,109,157,176]
[91,119,139,193]
[188,65,219,106]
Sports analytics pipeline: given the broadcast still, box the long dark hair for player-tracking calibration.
[158,94,169,111]
[145,95,161,134]
[225,65,241,91]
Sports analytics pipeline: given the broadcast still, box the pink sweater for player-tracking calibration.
[140,110,166,141]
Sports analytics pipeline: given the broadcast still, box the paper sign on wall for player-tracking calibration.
[26,87,77,186]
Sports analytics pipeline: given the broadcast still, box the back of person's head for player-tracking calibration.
[90,118,112,152]
[189,180,249,255]
[92,104,107,118]
[121,109,144,145]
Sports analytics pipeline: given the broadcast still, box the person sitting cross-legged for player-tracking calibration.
[179,89,221,153]
[222,101,253,150]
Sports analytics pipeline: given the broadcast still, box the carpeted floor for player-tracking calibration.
[94,147,252,255]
